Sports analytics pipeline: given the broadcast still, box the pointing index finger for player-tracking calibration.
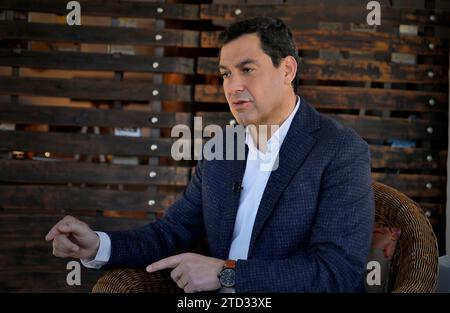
[147,254,182,272]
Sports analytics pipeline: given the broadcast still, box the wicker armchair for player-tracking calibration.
[372,182,438,292]
[92,182,439,293]
[92,268,180,293]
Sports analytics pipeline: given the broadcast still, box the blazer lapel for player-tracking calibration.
[216,141,248,259]
[247,98,321,256]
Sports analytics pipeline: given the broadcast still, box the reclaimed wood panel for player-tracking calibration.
[197,57,448,84]
[0,214,150,237]
[201,30,446,56]
[299,59,447,84]
[330,114,447,141]
[0,131,177,157]
[368,146,444,169]
[0,21,199,47]
[0,49,195,74]
[200,3,450,27]
[0,242,84,268]
[287,0,450,11]
[0,214,149,292]
[298,86,448,112]
[420,202,445,224]
[0,77,192,102]
[0,0,199,20]
[0,186,176,212]
[196,111,447,141]
[0,104,192,129]
[194,85,448,112]
[0,160,190,186]
[201,3,450,38]
[372,173,445,198]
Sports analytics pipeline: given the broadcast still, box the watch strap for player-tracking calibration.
[223,259,236,270]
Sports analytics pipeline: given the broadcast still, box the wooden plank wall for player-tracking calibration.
[0,0,448,292]
[0,0,196,292]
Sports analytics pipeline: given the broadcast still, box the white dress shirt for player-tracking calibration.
[82,97,301,269]
[228,97,300,260]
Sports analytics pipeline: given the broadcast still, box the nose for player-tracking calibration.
[225,75,245,94]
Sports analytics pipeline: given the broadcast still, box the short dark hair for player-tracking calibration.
[219,17,300,93]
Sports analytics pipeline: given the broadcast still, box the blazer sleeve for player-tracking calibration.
[102,159,206,269]
[235,128,375,292]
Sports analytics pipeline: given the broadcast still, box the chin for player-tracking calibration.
[232,113,256,127]
[234,118,251,127]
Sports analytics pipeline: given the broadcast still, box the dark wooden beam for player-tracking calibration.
[0,77,192,102]
[372,173,445,197]
[0,0,199,20]
[0,186,175,212]
[0,104,192,128]
[0,131,176,157]
[0,160,190,186]
[200,2,450,27]
[0,49,195,74]
[0,21,199,47]
[201,30,447,56]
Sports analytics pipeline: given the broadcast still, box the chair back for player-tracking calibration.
[372,182,439,292]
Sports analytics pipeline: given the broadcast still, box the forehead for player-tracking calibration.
[219,33,269,67]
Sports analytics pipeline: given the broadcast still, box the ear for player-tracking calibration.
[282,56,298,87]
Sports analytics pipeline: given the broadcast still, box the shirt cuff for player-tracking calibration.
[80,231,111,269]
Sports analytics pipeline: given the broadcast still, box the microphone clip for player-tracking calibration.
[232,182,243,192]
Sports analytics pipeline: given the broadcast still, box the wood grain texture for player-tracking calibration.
[0,49,195,74]
[0,131,177,157]
[201,30,447,56]
[0,77,192,102]
[0,21,200,47]
[0,104,192,128]
[0,0,199,20]
[0,160,190,186]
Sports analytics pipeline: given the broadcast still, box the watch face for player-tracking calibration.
[219,268,235,288]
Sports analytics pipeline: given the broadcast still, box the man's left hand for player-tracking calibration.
[146,253,225,293]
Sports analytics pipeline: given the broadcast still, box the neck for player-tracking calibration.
[249,92,297,152]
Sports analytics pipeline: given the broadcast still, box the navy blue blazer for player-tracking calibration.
[106,98,375,292]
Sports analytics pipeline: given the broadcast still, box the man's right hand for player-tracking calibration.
[45,215,100,260]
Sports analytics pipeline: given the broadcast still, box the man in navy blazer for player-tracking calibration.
[46,17,375,293]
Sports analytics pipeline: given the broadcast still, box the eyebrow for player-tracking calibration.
[218,58,258,71]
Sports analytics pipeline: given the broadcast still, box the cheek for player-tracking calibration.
[269,71,284,87]
[223,84,231,103]
[250,74,278,98]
